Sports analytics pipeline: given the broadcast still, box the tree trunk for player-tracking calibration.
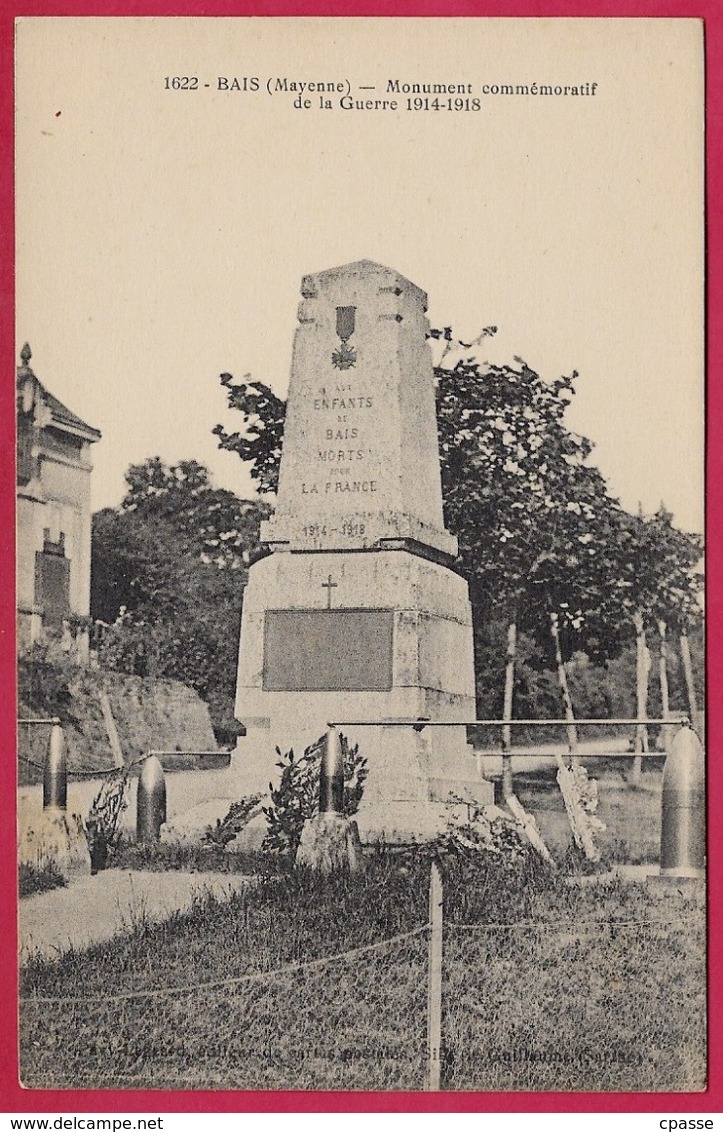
[501,618,517,800]
[631,609,651,787]
[657,618,671,754]
[549,611,579,766]
[680,627,699,731]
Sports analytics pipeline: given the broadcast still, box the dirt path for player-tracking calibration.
[19,870,249,963]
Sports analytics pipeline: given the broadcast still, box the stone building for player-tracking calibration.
[17,344,101,652]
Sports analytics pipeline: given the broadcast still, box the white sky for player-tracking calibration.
[15,17,705,533]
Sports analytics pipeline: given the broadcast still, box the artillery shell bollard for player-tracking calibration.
[30,724,87,878]
[660,724,705,878]
[319,724,344,814]
[136,755,167,845]
[43,724,67,810]
[296,726,363,874]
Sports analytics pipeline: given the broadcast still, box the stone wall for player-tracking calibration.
[18,670,217,785]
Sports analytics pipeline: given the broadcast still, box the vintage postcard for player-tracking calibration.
[14,15,706,1102]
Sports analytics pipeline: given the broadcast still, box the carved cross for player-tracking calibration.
[322,574,338,609]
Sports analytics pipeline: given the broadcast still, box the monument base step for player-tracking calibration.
[157,787,496,849]
[427,776,495,807]
[354,795,491,844]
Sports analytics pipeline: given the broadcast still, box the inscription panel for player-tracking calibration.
[292,377,386,528]
[263,609,394,692]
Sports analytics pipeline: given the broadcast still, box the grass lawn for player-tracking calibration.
[20,839,705,1093]
[511,758,666,865]
[443,882,705,1092]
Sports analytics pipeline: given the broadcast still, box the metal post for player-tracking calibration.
[43,724,67,810]
[427,859,443,1091]
[320,725,344,814]
[136,755,167,844]
[660,724,705,877]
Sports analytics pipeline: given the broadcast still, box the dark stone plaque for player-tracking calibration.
[263,609,394,692]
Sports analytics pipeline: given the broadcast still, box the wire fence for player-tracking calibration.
[20,923,429,1091]
[441,916,706,1093]
[18,714,705,1091]
[19,863,706,1093]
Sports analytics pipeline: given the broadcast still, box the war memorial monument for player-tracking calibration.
[231,260,493,839]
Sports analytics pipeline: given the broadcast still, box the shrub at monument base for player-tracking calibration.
[201,794,265,849]
[262,734,368,857]
[100,761,664,875]
[84,765,132,873]
[20,847,704,1091]
[154,734,367,857]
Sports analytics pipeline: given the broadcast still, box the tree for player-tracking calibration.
[120,457,268,567]
[214,338,703,781]
[213,377,285,496]
[642,505,703,729]
[91,459,269,735]
[435,354,635,785]
[609,504,702,770]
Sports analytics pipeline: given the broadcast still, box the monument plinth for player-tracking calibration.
[233,260,492,840]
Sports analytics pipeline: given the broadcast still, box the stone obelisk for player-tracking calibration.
[232,260,492,839]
